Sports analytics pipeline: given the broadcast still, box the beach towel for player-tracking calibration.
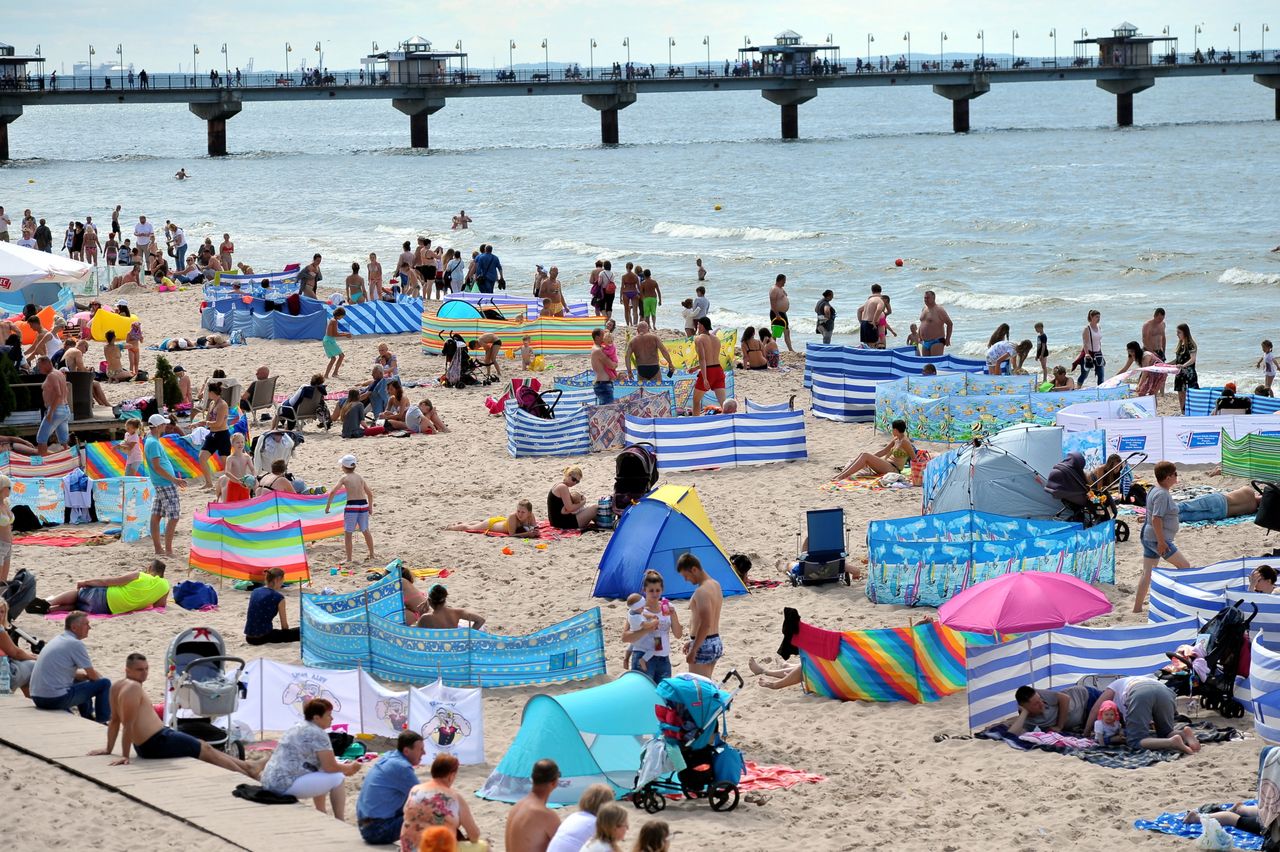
[1134,802,1264,850]
[460,520,582,541]
[45,605,166,621]
[735,761,827,791]
[981,722,1241,767]
[821,473,914,493]
[746,578,783,590]
[13,530,116,546]
[1019,731,1096,749]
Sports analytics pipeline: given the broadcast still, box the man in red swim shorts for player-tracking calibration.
[692,317,729,415]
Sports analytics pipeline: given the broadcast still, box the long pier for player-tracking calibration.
[2,54,1279,159]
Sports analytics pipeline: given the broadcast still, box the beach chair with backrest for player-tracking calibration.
[272,388,327,431]
[246,375,278,421]
[790,508,850,586]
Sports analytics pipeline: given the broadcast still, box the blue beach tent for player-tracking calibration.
[477,671,659,804]
[594,484,747,600]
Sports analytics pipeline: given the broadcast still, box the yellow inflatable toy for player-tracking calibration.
[7,306,56,345]
[90,308,139,342]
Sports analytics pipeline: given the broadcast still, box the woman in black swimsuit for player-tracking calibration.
[547,465,599,530]
[738,326,767,370]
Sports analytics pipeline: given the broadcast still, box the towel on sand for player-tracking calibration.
[1134,801,1263,850]
[461,520,582,541]
[45,605,166,621]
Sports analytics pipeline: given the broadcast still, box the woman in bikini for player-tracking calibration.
[444,499,539,537]
[547,465,599,530]
[738,327,767,370]
[834,419,916,480]
[381,380,411,430]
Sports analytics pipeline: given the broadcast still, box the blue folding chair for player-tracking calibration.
[789,508,849,586]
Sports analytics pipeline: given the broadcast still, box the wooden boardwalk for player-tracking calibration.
[0,695,361,850]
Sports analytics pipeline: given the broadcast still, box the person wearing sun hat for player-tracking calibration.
[144,412,186,556]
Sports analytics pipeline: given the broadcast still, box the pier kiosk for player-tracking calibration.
[363,37,465,148]
[0,43,44,160]
[738,31,840,139]
[1076,22,1173,126]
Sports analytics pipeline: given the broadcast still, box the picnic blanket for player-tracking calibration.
[980,722,1240,768]
[44,605,166,621]
[1119,504,1256,530]
[13,530,116,547]
[747,578,783,590]
[738,761,827,791]
[1135,802,1264,850]
[459,520,582,541]
[821,473,914,493]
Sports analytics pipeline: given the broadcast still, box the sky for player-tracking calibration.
[7,1,1275,72]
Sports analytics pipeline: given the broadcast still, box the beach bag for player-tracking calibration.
[173,581,219,611]
[1256,482,1280,534]
[713,744,744,785]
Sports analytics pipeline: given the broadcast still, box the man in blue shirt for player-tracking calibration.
[356,731,425,844]
[144,413,186,556]
[473,244,503,294]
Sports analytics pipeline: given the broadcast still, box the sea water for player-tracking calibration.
[2,74,1277,383]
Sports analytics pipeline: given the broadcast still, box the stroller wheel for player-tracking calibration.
[708,781,740,812]
[789,574,801,587]
[1225,700,1245,719]
[648,790,666,813]
[229,740,245,761]
[840,571,852,586]
[630,792,646,810]
[1115,520,1129,543]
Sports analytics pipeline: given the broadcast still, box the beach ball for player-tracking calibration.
[28,179,35,184]
[714,204,722,211]
[895,258,904,267]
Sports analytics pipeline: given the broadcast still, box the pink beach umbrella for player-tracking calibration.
[937,572,1112,635]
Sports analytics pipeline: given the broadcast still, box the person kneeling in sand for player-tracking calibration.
[88,652,257,777]
[1085,675,1201,754]
[414,584,485,630]
[444,499,539,537]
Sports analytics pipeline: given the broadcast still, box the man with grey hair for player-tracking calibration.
[624,321,673,381]
[35,356,70,454]
[30,611,112,722]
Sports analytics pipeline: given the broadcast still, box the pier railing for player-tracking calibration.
[4,50,1279,93]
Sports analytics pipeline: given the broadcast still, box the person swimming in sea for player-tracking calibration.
[175,168,188,180]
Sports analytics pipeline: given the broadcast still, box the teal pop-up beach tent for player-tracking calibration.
[477,672,659,805]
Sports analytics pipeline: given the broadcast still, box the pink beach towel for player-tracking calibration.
[45,606,167,621]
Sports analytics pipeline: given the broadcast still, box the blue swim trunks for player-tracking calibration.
[694,634,724,665]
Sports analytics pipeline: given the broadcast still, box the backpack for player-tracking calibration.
[173,580,219,610]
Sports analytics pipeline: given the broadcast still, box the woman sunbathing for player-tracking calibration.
[1182,803,1266,835]
[444,499,539,537]
[749,657,802,690]
[834,419,915,480]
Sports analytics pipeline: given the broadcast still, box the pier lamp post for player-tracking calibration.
[826,33,836,68]
[116,44,123,88]
[977,29,985,62]
[88,44,94,89]
[940,31,947,66]
[509,40,515,70]
[314,41,321,73]
[903,32,911,68]
[1265,24,1270,54]
[668,37,675,70]
[1050,28,1057,66]
[1194,24,1202,52]
[221,43,228,77]
[623,37,630,66]
[542,39,548,76]
[703,36,710,73]
[866,33,874,65]
[590,39,596,77]
[1011,30,1018,66]
[455,41,464,76]
[193,43,199,83]
[1233,24,1241,58]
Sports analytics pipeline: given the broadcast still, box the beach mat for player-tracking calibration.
[1134,801,1263,850]
[44,605,166,621]
[459,520,582,541]
[738,761,827,791]
[14,530,116,547]
[821,475,914,494]
[979,722,1241,768]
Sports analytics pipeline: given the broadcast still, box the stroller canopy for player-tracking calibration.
[1045,452,1091,504]
[657,674,734,748]
[594,485,746,601]
[477,671,659,805]
[926,424,1065,519]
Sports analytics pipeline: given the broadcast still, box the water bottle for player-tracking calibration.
[596,496,614,529]
[0,655,11,695]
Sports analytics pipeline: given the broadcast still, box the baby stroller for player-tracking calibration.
[440,333,481,388]
[614,442,659,517]
[632,671,745,814]
[1256,481,1280,555]
[1044,451,1145,542]
[1190,599,1257,719]
[2,569,45,653]
[164,627,249,758]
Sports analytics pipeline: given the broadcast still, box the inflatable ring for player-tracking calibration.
[90,308,139,342]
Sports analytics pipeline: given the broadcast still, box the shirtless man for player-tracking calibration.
[625,321,674,381]
[590,327,617,404]
[469,332,502,377]
[452,210,472,230]
[414,584,483,629]
[768,274,793,351]
[504,759,561,852]
[345,262,366,304]
[88,653,257,777]
[1142,307,1167,361]
[678,553,724,677]
[691,317,727,415]
[857,284,887,348]
[326,454,374,563]
[620,262,641,327]
[638,269,661,326]
[918,289,953,356]
[62,341,112,407]
[197,383,230,490]
[540,267,565,316]
[36,357,70,454]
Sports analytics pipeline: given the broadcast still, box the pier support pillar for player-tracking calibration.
[1254,75,1280,120]
[762,88,817,140]
[393,96,447,150]
[0,105,20,162]
[1096,77,1154,128]
[582,86,637,145]
[932,79,990,134]
[188,97,243,156]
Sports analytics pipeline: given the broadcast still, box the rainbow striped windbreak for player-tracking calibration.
[795,619,998,704]
[83,436,224,480]
[203,490,346,542]
[189,514,310,583]
[421,313,600,356]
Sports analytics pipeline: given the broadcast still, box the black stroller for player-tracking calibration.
[1164,600,1257,719]
[1044,451,1145,542]
[1255,481,1280,556]
[614,442,659,517]
[440,333,484,388]
[2,569,45,653]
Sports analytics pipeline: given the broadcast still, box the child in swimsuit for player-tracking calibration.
[322,308,352,379]
[1035,322,1050,383]
[444,500,539,538]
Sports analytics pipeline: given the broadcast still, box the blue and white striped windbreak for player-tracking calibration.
[803,344,986,423]
[504,400,590,457]
[623,409,806,472]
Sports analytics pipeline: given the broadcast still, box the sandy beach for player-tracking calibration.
[6,286,1267,852]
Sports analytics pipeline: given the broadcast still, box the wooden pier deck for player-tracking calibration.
[0,694,361,851]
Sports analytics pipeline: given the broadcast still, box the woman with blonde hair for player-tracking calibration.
[581,802,629,852]
[546,784,616,852]
[0,598,37,696]
[547,465,598,531]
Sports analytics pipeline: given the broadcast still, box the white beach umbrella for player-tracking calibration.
[0,241,93,292]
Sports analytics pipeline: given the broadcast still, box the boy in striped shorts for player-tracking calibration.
[326,453,375,564]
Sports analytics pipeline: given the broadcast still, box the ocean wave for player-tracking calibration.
[651,221,821,242]
[1219,267,1280,287]
[926,288,1134,312]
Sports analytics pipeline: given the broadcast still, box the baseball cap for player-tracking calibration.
[115,298,128,307]
[340,454,357,469]
[147,414,168,427]
[173,365,185,373]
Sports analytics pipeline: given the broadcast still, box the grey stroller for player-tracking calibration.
[164,626,249,758]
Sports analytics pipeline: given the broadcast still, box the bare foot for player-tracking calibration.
[1182,727,1202,753]
[748,657,766,675]
[1183,811,1202,825]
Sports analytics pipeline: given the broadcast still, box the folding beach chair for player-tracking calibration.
[272,389,328,431]
[245,375,278,421]
[789,508,850,586]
